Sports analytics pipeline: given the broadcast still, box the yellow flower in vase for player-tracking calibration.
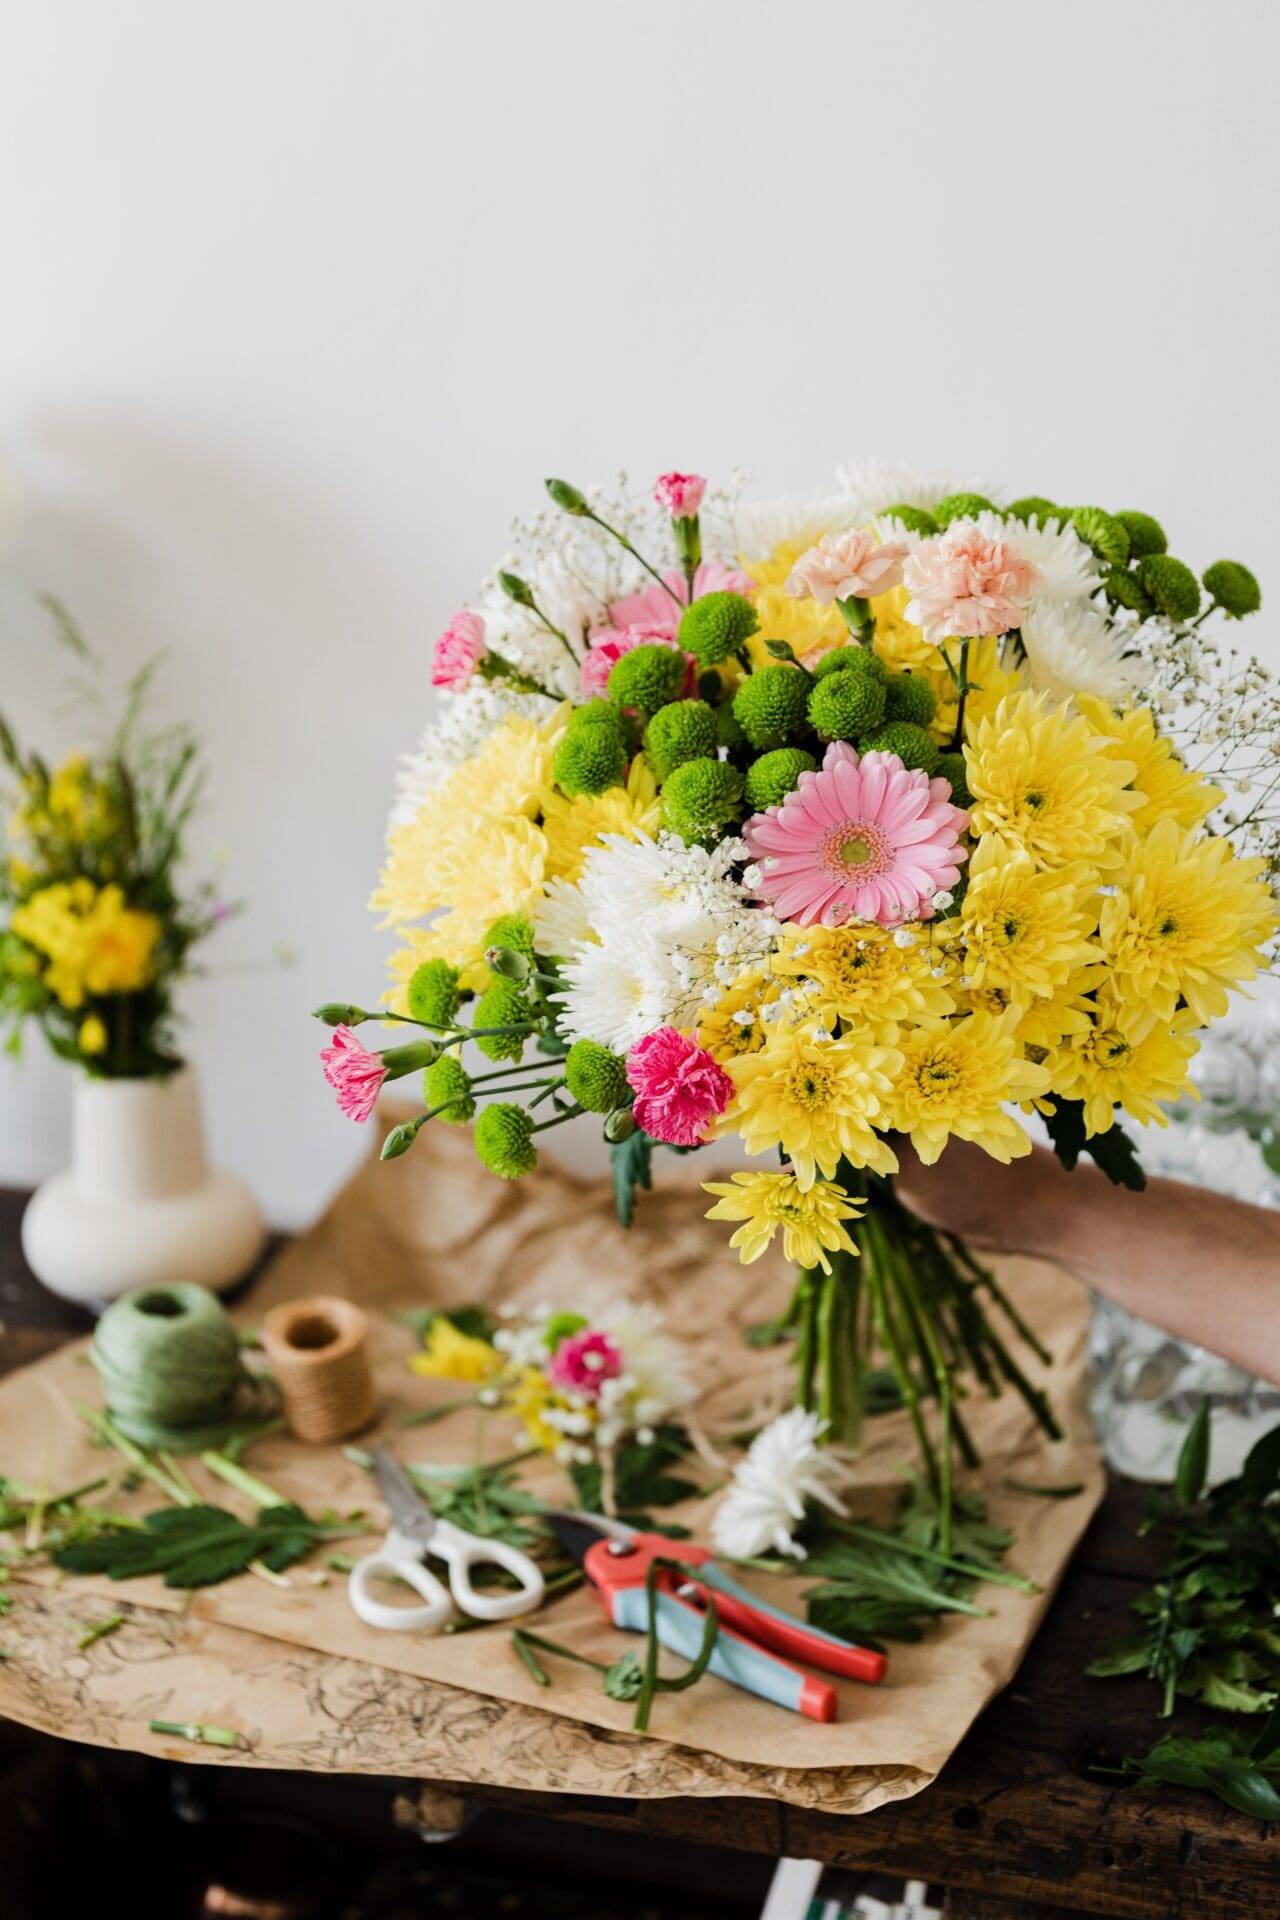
[889,1009,1050,1165]
[703,1169,863,1273]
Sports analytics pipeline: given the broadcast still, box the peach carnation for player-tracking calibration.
[786,530,908,605]
[903,527,1039,643]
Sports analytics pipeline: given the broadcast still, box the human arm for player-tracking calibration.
[893,1139,1280,1386]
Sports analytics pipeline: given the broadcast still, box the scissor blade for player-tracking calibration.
[546,1512,612,1567]
[370,1449,437,1543]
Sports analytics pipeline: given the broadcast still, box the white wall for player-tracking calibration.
[2,0,1277,1227]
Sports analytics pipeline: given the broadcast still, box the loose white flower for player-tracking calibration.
[1020,602,1138,704]
[532,875,596,955]
[595,1299,697,1422]
[709,1408,850,1561]
[727,489,861,559]
[556,933,678,1052]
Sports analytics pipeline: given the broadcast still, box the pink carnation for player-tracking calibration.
[431,610,486,690]
[744,741,968,928]
[320,1025,387,1124]
[605,561,752,641]
[654,470,707,519]
[625,1027,735,1148]
[548,1329,623,1399]
[580,625,695,700]
[903,527,1039,643]
[786,530,908,605]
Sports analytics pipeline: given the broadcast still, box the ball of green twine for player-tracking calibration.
[91,1283,248,1452]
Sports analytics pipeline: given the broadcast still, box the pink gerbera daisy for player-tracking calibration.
[744,743,968,928]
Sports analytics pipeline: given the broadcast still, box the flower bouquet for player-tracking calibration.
[318,465,1277,1546]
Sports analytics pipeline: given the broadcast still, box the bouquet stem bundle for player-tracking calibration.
[784,1166,1060,1551]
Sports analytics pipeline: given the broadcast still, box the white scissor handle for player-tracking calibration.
[431,1516,546,1622]
[348,1527,453,1632]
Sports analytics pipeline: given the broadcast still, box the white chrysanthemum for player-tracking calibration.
[709,1409,849,1561]
[1021,602,1139,704]
[577,832,694,932]
[595,1299,697,1430]
[388,682,556,827]
[833,459,1001,523]
[725,490,861,560]
[556,933,680,1052]
[532,875,596,956]
[970,509,1100,608]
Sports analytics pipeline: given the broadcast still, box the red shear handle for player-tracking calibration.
[697,1563,888,1684]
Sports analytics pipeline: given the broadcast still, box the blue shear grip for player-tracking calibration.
[613,1585,809,1716]
[698,1560,861,1654]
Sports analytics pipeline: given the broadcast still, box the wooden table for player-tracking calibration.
[0,1189,1273,1919]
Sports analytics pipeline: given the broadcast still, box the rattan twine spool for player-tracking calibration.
[260,1295,377,1444]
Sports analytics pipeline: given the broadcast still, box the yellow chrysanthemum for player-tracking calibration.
[724,1021,901,1186]
[12,879,161,1009]
[408,1316,502,1384]
[447,710,567,821]
[889,1009,1051,1165]
[507,1367,584,1455]
[871,584,937,674]
[958,964,1106,1055]
[698,970,768,1063]
[447,814,548,927]
[703,1170,863,1274]
[742,542,845,665]
[1099,817,1276,1023]
[965,691,1141,871]
[1078,698,1224,834]
[772,923,954,1037]
[541,757,660,883]
[1045,986,1200,1136]
[959,838,1099,1005]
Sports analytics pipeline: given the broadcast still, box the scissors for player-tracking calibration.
[349,1448,545,1631]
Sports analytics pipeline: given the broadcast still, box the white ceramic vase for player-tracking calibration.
[21,1065,264,1307]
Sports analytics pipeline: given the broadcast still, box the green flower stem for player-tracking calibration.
[950,637,973,748]
[530,1104,585,1134]
[528,603,582,667]
[946,1232,1054,1369]
[148,1719,242,1749]
[792,1269,820,1411]
[584,510,684,609]
[528,1077,569,1110]
[633,1557,720,1734]
[77,1612,126,1649]
[199,1452,284,1510]
[892,1255,955,1556]
[832,1518,1037,1594]
[860,1220,939,1498]
[76,1407,194,1507]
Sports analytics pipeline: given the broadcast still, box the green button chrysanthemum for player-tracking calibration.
[743,747,816,812]
[1138,554,1202,622]
[811,645,887,685]
[677,591,759,668]
[1114,510,1168,559]
[935,750,972,810]
[860,720,940,776]
[732,665,811,749]
[808,669,886,742]
[660,756,744,844]
[933,492,995,527]
[606,642,687,715]
[471,978,530,1062]
[883,671,936,728]
[553,725,627,797]
[406,958,461,1029]
[1202,559,1261,618]
[564,1038,630,1114]
[473,1103,537,1179]
[877,503,938,537]
[424,1055,475,1124]
[644,699,717,778]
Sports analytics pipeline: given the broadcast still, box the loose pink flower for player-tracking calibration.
[744,741,968,928]
[625,1027,735,1147]
[786,530,908,605]
[654,471,707,519]
[605,561,751,641]
[548,1328,623,1399]
[431,610,486,690]
[320,1024,387,1124]
[580,625,695,700]
[903,528,1039,643]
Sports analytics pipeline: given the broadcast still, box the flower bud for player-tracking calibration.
[765,638,798,662]
[312,1002,371,1026]
[379,1039,440,1081]
[544,477,590,516]
[485,944,531,983]
[603,1105,637,1143]
[380,1115,426,1161]
[498,570,535,608]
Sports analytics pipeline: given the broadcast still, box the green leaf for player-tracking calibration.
[610,1130,653,1228]
[568,1426,697,1519]
[1043,1097,1145,1188]
[1252,1701,1280,1765]
[1085,1630,1158,1678]
[1207,1764,1280,1822]
[53,1501,335,1588]
[1241,1421,1280,1497]
[1176,1401,1211,1506]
